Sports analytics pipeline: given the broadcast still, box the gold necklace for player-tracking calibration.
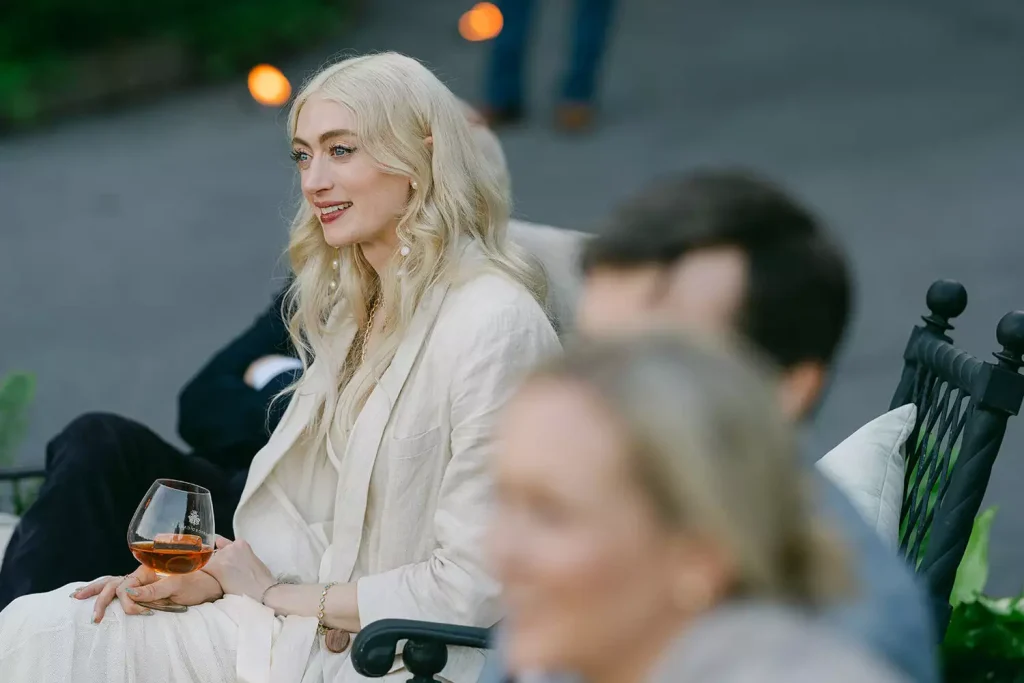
[360,295,381,367]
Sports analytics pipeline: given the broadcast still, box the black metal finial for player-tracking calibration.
[404,640,448,682]
[923,279,968,333]
[993,310,1024,371]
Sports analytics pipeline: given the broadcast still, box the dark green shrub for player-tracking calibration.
[0,0,348,124]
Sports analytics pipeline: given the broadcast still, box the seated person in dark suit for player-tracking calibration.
[0,286,299,610]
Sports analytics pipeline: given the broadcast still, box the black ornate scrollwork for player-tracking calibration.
[891,282,1024,638]
[351,619,491,682]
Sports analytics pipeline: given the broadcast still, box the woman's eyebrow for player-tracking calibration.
[291,128,357,147]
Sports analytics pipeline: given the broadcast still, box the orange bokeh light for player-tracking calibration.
[459,2,503,42]
[247,64,292,106]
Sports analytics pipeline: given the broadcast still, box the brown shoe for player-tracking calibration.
[555,102,595,133]
[479,104,524,128]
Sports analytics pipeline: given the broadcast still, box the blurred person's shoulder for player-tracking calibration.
[651,603,910,683]
[812,470,937,682]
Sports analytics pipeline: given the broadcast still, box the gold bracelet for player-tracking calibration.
[317,582,339,635]
[260,580,293,608]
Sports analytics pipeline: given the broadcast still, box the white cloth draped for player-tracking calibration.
[0,253,561,683]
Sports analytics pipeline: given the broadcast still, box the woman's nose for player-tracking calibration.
[301,158,332,194]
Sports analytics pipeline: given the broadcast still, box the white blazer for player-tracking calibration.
[231,245,562,682]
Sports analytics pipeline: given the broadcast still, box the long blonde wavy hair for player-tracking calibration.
[528,331,851,606]
[282,52,546,441]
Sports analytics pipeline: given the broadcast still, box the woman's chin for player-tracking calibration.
[321,224,358,249]
[504,630,570,678]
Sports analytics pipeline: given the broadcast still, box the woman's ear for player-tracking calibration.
[667,534,735,615]
[777,361,826,422]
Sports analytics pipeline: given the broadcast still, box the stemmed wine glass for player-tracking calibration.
[127,479,215,613]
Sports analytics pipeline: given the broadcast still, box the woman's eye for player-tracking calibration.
[290,150,311,165]
[330,145,354,158]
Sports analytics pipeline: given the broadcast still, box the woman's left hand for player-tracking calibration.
[202,536,276,601]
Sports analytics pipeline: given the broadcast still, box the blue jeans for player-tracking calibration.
[485,0,616,109]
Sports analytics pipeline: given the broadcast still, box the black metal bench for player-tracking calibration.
[349,278,1024,680]
[0,467,46,483]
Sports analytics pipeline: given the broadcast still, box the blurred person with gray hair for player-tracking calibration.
[491,331,908,682]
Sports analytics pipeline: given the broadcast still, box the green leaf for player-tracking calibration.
[944,596,1024,666]
[951,506,998,608]
[0,372,36,467]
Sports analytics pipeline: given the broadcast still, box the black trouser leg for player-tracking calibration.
[0,413,242,610]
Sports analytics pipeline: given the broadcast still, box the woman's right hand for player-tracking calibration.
[71,566,224,622]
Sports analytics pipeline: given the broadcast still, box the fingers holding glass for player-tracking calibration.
[115,574,152,617]
[90,576,144,623]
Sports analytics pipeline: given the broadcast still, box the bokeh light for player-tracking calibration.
[247,64,291,106]
[459,2,503,42]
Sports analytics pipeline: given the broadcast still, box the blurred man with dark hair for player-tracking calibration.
[480,170,937,683]
[578,170,851,419]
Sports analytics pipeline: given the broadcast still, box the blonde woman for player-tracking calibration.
[0,52,559,683]
[492,333,908,683]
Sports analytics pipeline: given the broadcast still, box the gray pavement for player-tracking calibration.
[1,0,1023,592]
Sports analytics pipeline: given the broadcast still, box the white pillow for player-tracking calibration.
[815,404,917,547]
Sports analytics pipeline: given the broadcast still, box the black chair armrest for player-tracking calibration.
[0,467,46,482]
[351,619,492,680]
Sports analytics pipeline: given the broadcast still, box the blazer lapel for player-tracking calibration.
[329,281,453,582]
[235,321,357,516]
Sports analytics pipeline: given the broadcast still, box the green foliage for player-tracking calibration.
[183,0,341,80]
[0,373,35,467]
[951,507,997,608]
[0,373,41,515]
[0,0,348,124]
[0,0,345,63]
[943,508,1024,681]
[0,64,39,124]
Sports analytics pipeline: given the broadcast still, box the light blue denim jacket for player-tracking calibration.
[811,471,939,683]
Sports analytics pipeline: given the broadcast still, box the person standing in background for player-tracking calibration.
[482,0,617,132]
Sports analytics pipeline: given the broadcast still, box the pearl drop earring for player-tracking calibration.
[410,180,418,190]
[397,244,411,277]
[329,249,340,290]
